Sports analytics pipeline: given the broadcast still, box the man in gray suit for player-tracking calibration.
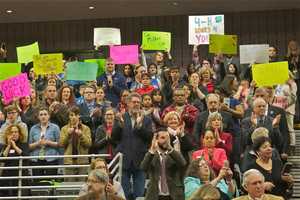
[141,128,186,200]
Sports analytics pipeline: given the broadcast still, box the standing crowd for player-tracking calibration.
[0,40,299,200]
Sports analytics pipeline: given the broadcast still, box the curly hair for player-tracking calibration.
[3,124,26,144]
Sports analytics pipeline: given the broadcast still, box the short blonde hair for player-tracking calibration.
[251,127,269,143]
[189,184,221,200]
[163,111,181,125]
[198,66,214,80]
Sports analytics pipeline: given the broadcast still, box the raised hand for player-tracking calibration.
[149,133,158,154]
[272,114,281,128]
[251,112,257,126]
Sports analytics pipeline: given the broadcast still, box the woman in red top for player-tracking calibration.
[205,112,233,157]
[192,129,227,174]
[198,66,215,93]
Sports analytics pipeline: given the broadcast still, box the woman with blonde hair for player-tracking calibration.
[0,124,29,196]
[163,111,194,164]
[189,184,221,200]
[198,66,215,94]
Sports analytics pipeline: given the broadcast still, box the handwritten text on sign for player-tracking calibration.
[0,73,31,104]
[142,31,171,51]
[189,15,224,45]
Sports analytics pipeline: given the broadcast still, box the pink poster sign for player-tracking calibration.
[0,73,31,104]
[110,45,139,64]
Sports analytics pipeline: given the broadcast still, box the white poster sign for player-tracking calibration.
[189,15,224,45]
[240,44,269,64]
[93,28,121,46]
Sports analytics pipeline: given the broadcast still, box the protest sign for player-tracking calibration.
[209,34,237,54]
[189,15,224,45]
[16,42,40,63]
[0,63,21,80]
[110,45,139,64]
[66,62,98,81]
[240,44,269,64]
[252,61,289,86]
[84,59,106,76]
[33,53,64,75]
[0,73,31,104]
[142,31,171,51]
[94,28,121,46]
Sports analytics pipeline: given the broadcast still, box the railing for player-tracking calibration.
[0,153,123,199]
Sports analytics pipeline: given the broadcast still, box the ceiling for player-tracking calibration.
[0,0,299,23]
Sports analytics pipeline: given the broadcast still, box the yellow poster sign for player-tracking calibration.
[33,53,64,75]
[252,61,289,86]
[209,34,237,55]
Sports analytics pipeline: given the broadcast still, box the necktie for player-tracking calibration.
[160,153,168,193]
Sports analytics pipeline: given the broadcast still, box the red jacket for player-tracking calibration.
[162,104,199,135]
[136,86,155,95]
[200,131,232,157]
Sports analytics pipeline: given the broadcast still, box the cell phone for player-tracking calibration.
[281,162,292,174]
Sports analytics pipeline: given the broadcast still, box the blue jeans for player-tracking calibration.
[122,166,145,200]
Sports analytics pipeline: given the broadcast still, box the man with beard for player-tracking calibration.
[141,128,186,200]
[111,92,153,200]
[162,88,198,135]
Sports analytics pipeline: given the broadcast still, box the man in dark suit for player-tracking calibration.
[77,85,102,141]
[193,93,234,146]
[111,92,153,200]
[244,87,289,157]
[141,128,186,200]
[241,98,282,153]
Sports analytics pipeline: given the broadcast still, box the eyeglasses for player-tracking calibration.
[39,113,48,116]
[85,91,95,94]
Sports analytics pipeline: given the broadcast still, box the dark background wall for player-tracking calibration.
[0,9,299,65]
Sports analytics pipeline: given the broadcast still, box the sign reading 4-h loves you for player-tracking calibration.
[189,15,224,45]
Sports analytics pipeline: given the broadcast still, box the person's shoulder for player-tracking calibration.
[49,122,60,129]
[232,195,248,200]
[264,194,284,200]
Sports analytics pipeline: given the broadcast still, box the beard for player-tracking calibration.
[158,142,169,151]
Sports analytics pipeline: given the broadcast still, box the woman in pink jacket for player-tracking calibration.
[192,129,227,174]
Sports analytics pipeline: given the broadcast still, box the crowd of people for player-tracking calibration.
[0,39,299,200]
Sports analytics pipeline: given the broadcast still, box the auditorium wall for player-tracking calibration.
[0,9,299,65]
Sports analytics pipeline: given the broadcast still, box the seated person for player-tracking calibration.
[241,127,281,172]
[192,129,227,174]
[79,158,125,198]
[77,169,124,200]
[184,158,238,200]
[245,137,294,199]
[188,184,221,200]
[233,169,284,200]
[205,112,232,157]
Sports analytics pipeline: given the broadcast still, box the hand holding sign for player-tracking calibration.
[0,73,31,104]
